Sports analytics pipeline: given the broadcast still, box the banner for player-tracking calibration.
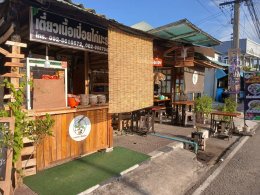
[244,72,260,120]
[228,48,240,94]
[30,7,108,54]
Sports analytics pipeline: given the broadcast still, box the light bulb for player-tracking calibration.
[44,60,50,68]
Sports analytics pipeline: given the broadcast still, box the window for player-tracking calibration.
[173,68,184,101]
[156,68,172,94]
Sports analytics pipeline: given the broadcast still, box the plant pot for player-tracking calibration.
[97,95,106,104]
[80,94,89,106]
[89,95,98,105]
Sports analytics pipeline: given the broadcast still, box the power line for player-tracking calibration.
[241,5,258,37]
[195,0,230,29]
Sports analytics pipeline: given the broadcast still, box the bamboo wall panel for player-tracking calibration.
[108,27,154,113]
[36,108,112,171]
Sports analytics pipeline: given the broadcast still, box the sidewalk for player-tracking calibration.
[89,148,205,195]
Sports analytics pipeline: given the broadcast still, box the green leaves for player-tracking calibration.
[0,79,54,163]
[222,97,237,113]
[195,96,213,116]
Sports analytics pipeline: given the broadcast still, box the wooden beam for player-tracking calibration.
[3,94,12,99]
[21,146,35,156]
[4,62,24,67]
[163,46,179,57]
[1,72,23,78]
[0,24,14,44]
[6,41,27,48]
[0,47,9,56]
[6,53,24,59]
[23,167,36,177]
[22,158,36,168]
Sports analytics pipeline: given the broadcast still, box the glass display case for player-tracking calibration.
[26,58,68,110]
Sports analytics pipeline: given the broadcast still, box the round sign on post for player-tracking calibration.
[192,71,198,85]
[69,115,91,141]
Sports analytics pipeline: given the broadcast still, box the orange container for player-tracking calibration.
[68,97,79,108]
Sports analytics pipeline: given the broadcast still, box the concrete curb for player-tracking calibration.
[120,164,139,176]
[78,184,100,195]
[148,150,164,159]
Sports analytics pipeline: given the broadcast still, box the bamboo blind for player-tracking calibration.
[108,27,153,113]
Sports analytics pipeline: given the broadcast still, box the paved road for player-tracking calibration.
[200,127,260,195]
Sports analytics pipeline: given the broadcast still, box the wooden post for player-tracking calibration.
[84,51,90,95]
[2,35,27,189]
[107,113,113,148]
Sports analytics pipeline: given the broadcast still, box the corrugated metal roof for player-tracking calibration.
[148,19,221,47]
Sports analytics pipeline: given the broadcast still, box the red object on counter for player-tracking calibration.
[68,97,79,108]
[42,75,59,79]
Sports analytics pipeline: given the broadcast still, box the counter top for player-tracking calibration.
[27,104,109,116]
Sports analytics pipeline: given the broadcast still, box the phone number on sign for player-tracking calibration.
[48,36,107,52]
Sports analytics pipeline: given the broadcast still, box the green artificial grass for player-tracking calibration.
[24,147,150,195]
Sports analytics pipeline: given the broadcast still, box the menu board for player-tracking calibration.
[244,72,260,120]
[0,118,14,195]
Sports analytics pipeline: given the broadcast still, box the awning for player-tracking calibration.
[148,19,221,47]
[194,46,215,58]
[216,69,227,79]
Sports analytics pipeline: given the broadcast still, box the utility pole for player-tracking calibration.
[219,0,247,102]
[219,0,245,49]
[233,1,240,49]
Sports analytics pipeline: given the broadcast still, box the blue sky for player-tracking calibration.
[75,0,260,43]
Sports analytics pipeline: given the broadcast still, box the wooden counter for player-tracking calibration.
[31,104,113,171]
[27,104,109,116]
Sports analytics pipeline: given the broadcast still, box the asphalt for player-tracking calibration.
[198,126,260,195]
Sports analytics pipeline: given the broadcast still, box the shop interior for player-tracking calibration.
[23,42,108,110]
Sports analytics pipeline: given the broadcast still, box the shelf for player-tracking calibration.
[91,92,108,94]
[93,83,108,86]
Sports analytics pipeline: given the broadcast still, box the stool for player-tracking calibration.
[152,106,166,124]
[184,111,195,127]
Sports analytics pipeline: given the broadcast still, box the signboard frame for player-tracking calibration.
[29,7,108,54]
[0,117,14,195]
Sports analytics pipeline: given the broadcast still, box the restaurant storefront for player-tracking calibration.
[0,0,154,179]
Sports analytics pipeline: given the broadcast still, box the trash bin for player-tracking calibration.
[222,90,230,101]
[216,88,224,102]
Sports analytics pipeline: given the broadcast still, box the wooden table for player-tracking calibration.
[172,101,194,126]
[210,111,241,138]
[154,98,170,106]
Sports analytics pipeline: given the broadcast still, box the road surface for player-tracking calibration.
[199,127,260,195]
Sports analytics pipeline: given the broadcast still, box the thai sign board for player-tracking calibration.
[244,72,260,120]
[228,48,241,94]
[30,7,108,54]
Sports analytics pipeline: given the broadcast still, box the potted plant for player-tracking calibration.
[222,97,237,113]
[194,96,213,124]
